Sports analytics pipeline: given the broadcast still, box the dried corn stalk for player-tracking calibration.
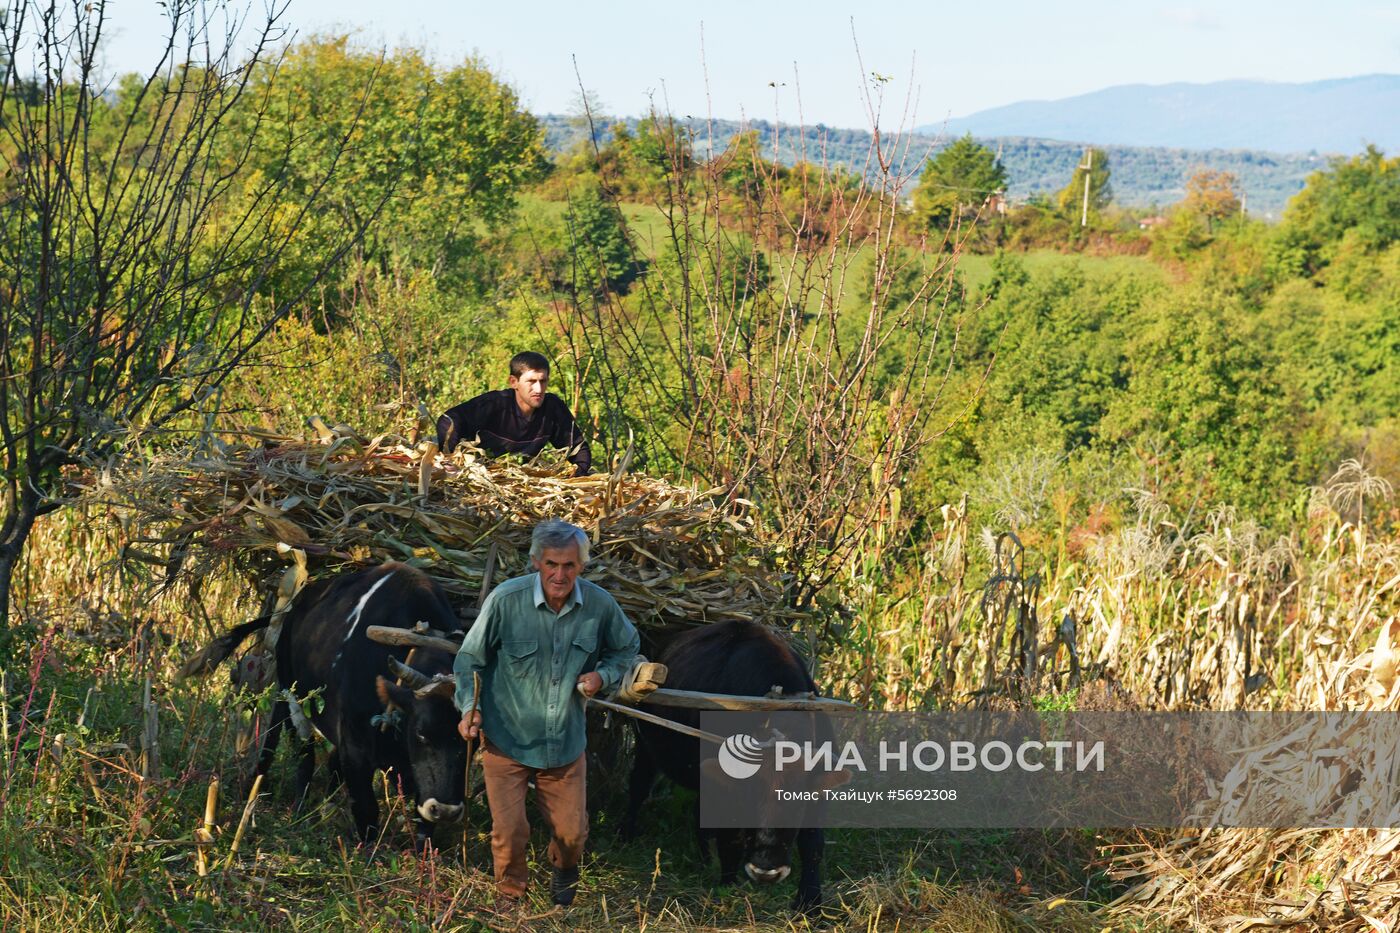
[68,423,803,631]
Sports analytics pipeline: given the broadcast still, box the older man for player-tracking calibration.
[455,519,639,908]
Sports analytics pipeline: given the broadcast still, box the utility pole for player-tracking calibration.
[1079,148,1093,227]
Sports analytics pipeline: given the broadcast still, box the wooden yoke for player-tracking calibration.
[363,626,856,715]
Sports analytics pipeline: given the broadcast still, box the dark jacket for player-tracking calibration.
[436,389,591,475]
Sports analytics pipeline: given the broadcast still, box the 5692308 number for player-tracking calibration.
[887,788,957,802]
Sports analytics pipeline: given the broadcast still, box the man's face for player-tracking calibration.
[533,543,582,608]
[508,368,549,414]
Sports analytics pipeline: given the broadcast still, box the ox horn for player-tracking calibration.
[753,728,787,749]
[387,656,432,690]
[415,674,456,701]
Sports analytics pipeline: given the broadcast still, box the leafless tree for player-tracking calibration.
[563,67,988,615]
[0,0,378,626]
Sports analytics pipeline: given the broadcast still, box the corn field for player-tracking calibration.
[2,453,1396,930]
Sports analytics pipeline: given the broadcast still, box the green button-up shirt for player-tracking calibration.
[453,572,640,770]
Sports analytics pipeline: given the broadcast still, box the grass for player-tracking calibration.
[0,619,1150,932]
[954,250,1164,294]
[519,190,1166,300]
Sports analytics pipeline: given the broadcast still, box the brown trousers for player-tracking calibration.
[480,741,589,898]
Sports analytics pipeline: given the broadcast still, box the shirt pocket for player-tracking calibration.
[501,639,538,677]
[570,632,597,665]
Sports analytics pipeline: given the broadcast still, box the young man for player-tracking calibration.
[436,351,591,476]
[454,519,640,908]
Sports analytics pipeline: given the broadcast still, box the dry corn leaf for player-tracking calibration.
[75,424,799,632]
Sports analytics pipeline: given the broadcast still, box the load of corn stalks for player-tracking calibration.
[67,419,804,632]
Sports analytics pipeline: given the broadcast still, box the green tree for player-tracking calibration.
[542,114,695,205]
[1100,288,1316,515]
[564,184,640,294]
[1056,148,1113,224]
[911,135,1008,232]
[1280,145,1400,276]
[239,36,548,296]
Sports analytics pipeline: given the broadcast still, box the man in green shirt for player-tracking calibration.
[455,519,640,908]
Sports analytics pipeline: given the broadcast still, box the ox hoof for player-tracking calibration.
[792,890,823,915]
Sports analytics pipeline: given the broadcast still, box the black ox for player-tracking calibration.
[182,562,468,848]
[622,621,832,911]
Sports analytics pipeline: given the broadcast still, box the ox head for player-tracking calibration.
[375,657,468,841]
[699,727,849,900]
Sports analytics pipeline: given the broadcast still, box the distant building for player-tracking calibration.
[956,190,1008,218]
[1138,215,1169,230]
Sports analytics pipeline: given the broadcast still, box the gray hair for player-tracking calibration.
[530,519,590,565]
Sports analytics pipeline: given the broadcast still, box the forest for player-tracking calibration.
[2,7,1398,931]
[539,114,1323,214]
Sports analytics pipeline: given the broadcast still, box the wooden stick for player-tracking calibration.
[223,773,264,868]
[637,687,857,712]
[366,626,462,655]
[375,630,856,711]
[203,777,220,830]
[585,695,726,746]
[418,442,439,498]
[140,676,160,780]
[462,670,480,872]
[1,670,9,777]
[476,543,498,609]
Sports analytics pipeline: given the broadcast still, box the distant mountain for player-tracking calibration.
[918,75,1400,154]
[540,115,1325,215]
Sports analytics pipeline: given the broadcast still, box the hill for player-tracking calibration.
[919,75,1400,154]
[540,114,1323,215]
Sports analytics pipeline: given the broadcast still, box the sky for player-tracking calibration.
[89,0,1400,130]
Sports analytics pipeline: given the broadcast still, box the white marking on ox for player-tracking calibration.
[332,570,396,669]
[344,571,395,643]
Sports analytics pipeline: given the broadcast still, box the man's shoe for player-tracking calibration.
[550,866,580,907]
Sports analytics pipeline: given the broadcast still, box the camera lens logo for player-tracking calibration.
[718,733,766,780]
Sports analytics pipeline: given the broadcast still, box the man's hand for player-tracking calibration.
[458,709,482,742]
[576,671,603,698]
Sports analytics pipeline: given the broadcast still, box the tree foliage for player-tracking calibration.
[1183,169,1242,228]
[0,2,365,628]
[239,35,548,295]
[1279,145,1400,275]
[911,134,1008,233]
[564,183,641,295]
[552,116,694,203]
[1099,289,1315,509]
[1055,148,1113,223]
